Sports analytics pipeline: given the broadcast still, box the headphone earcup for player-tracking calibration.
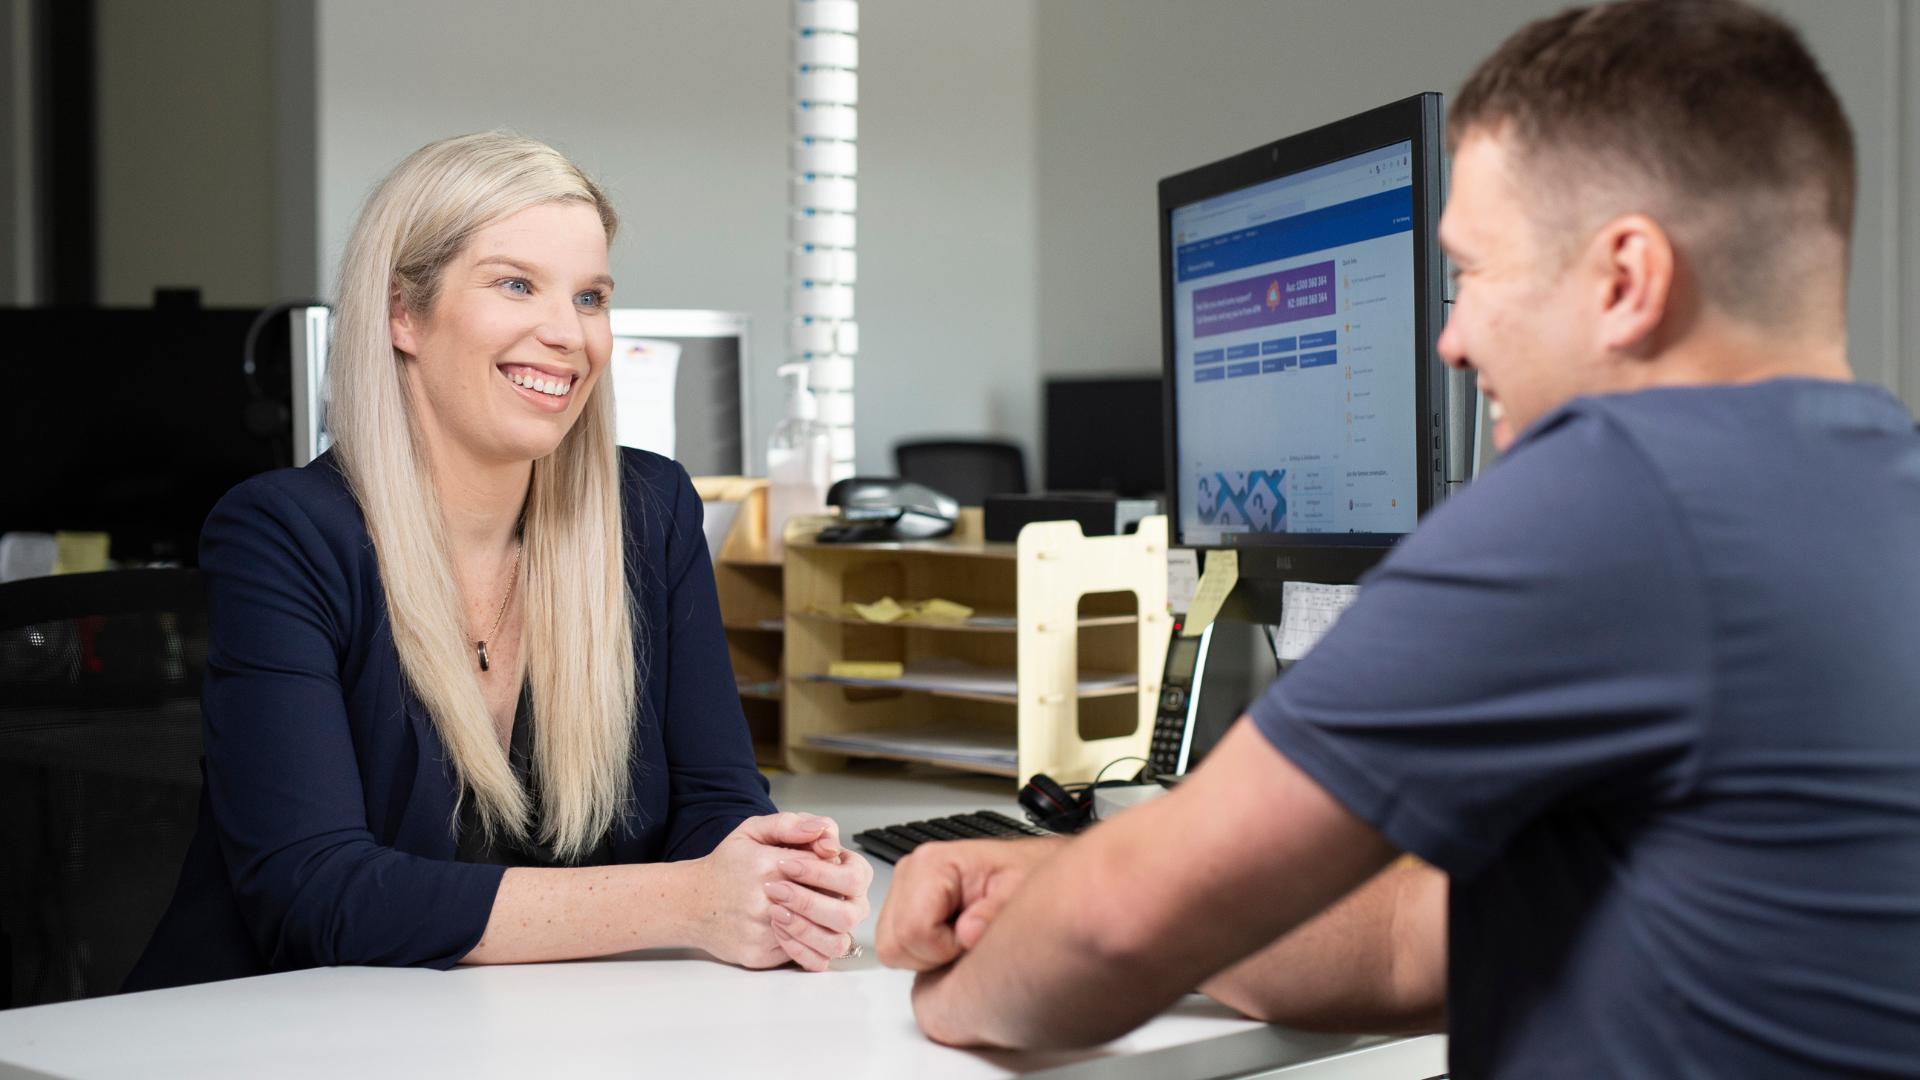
[1018,773,1092,833]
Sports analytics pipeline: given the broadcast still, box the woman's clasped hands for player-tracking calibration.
[689,812,874,972]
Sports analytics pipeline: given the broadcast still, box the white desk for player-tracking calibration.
[0,770,1446,1079]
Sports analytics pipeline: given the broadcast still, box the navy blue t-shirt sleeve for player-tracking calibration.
[199,476,507,971]
[1250,408,1714,878]
[638,457,777,860]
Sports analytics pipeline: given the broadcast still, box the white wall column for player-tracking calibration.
[790,0,860,480]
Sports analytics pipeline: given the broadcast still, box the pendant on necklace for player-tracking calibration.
[476,640,491,672]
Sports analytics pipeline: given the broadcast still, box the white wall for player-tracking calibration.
[1033,0,1920,416]
[314,0,1038,477]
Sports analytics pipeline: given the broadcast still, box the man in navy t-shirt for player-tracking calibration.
[874,1,1920,1074]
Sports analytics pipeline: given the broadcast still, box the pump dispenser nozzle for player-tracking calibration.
[777,362,819,421]
[766,362,834,559]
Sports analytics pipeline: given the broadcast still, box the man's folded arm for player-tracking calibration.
[1201,855,1446,1033]
[908,718,1400,1050]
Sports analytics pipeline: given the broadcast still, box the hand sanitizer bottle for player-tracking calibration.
[765,362,833,560]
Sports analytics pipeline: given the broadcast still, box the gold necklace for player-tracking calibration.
[474,538,522,673]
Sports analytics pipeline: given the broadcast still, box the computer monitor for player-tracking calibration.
[291,307,754,476]
[1043,375,1165,497]
[0,300,292,566]
[1159,92,1464,616]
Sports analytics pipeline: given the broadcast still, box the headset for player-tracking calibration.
[1016,757,1153,834]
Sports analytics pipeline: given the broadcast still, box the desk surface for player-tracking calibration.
[0,770,1446,1079]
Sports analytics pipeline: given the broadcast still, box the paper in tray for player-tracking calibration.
[804,725,1018,770]
[805,657,1133,697]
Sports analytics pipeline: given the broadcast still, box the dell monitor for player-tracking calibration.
[1159,92,1466,617]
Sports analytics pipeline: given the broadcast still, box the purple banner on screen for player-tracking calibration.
[1191,261,1336,338]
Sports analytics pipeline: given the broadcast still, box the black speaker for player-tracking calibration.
[984,494,1161,543]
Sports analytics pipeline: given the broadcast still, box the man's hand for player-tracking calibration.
[876,836,1066,971]
[874,719,1401,1050]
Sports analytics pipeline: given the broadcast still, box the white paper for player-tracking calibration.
[610,337,681,457]
[1166,548,1200,615]
[1277,581,1361,661]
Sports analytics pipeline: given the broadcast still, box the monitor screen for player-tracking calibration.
[607,309,754,477]
[0,303,290,566]
[1171,141,1417,544]
[1159,93,1455,591]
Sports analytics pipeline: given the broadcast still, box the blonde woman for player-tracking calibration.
[128,133,870,989]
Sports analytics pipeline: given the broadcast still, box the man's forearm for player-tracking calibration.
[1200,858,1447,1033]
[908,722,1400,1050]
[910,814,1239,1049]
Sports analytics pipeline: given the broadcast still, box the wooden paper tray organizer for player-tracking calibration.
[782,510,1171,786]
[695,476,786,768]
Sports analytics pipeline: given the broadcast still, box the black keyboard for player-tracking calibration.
[852,810,1054,864]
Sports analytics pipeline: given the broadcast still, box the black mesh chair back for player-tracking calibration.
[0,569,207,1008]
[892,439,1029,508]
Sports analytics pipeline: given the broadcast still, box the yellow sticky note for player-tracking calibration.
[828,660,905,680]
[1180,550,1238,637]
[850,597,907,624]
[912,598,974,624]
[53,531,111,575]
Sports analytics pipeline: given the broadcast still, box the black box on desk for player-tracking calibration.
[983,494,1161,542]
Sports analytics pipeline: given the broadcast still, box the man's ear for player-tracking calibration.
[390,284,421,357]
[1591,213,1674,356]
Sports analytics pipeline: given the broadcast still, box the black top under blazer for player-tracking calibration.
[126,448,775,990]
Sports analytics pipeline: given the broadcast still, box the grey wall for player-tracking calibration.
[0,0,25,305]
[313,0,1038,478]
[1034,0,1920,416]
[272,0,318,302]
[96,0,281,306]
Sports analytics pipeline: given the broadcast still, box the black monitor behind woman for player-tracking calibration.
[127,132,870,989]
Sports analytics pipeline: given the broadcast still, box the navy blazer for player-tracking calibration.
[127,448,775,990]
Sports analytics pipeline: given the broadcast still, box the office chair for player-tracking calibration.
[0,569,207,1008]
[892,438,1029,508]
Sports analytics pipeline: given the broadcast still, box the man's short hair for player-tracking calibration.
[1450,0,1854,324]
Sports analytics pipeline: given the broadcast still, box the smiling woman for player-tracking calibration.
[125,133,872,991]
[395,207,617,469]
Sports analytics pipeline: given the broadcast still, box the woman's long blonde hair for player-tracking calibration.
[328,132,636,861]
